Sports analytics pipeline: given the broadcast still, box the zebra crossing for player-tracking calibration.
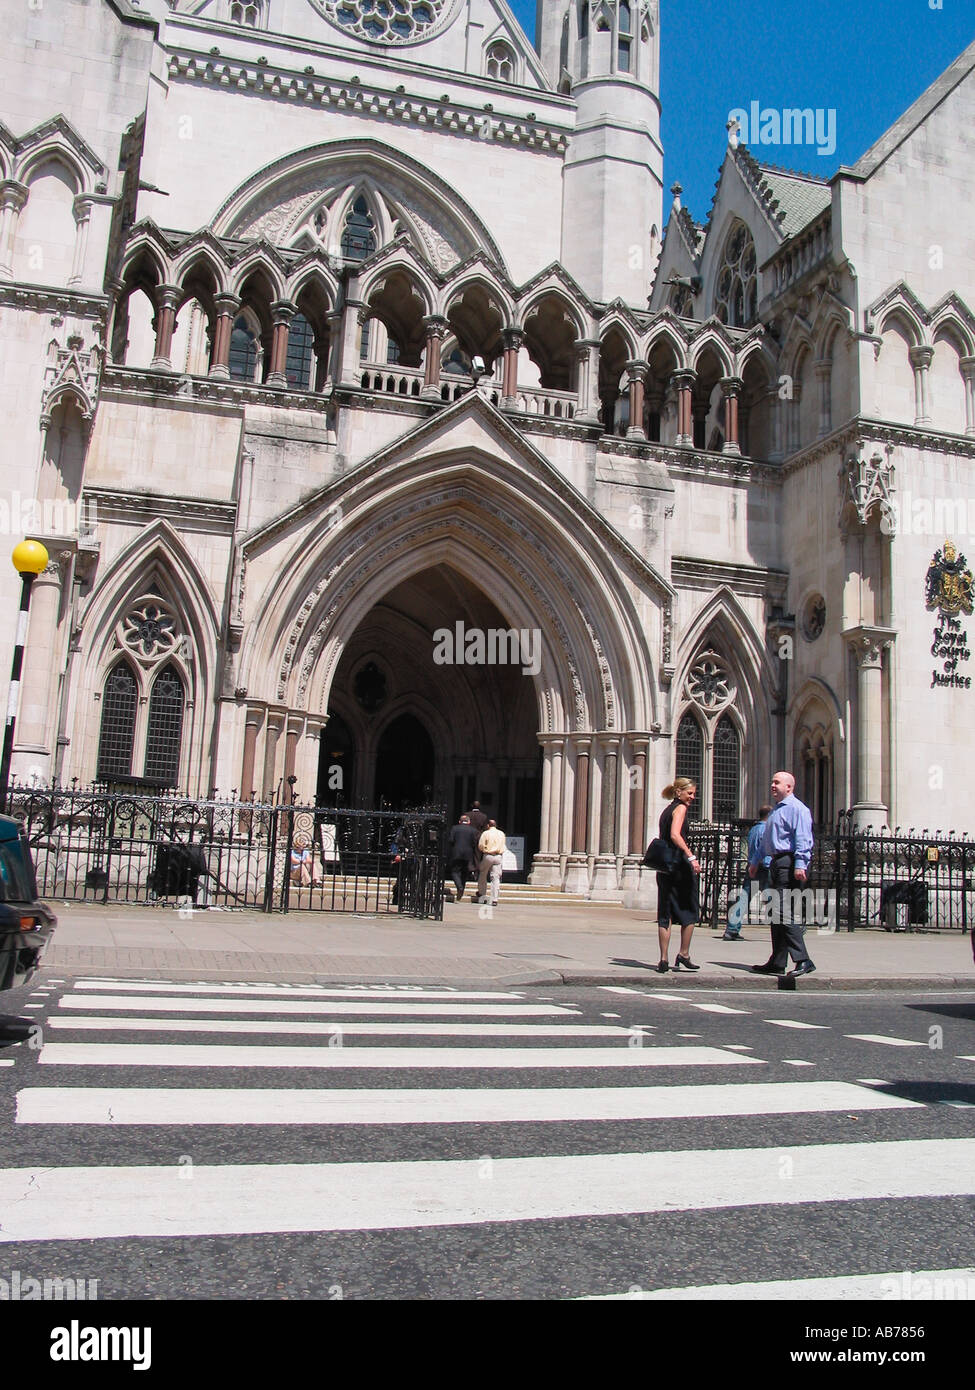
[2,975,975,1299]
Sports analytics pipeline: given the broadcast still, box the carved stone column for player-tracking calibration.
[239,705,263,802]
[619,734,652,900]
[338,291,367,388]
[844,625,895,830]
[574,338,601,423]
[266,301,296,388]
[421,315,448,399]
[720,377,743,454]
[563,735,592,894]
[530,733,564,886]
[283,712,303,786]
[814,358,832,438]
[12,551,71,782]
[69,195,94,288]
[909,345,934,426]
[501,328,525,408]
[261,708,285,801]
[150,284,182,371]
[591,735,622,898]
[672,370,695,446]
[625,362,647,441]
[961,357,975,438]
[209,294,241,379]
[0,182,27,281]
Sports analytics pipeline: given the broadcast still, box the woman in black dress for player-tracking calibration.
[656,778,701,973]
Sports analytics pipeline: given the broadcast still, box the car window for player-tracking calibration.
[0,842,34,903]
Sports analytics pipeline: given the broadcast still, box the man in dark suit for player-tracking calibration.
[446,815,480,902]
[466,802,488,837]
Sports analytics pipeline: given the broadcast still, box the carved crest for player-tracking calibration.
[925,541,974,618]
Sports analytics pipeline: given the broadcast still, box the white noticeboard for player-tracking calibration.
[502,836,525,872]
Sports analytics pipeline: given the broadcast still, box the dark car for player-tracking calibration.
[0,814,56,992]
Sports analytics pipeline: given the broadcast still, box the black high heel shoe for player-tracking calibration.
[655,960,669,974]
[674,954,700,971]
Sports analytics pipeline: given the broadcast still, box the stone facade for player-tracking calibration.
[1,1,974,900]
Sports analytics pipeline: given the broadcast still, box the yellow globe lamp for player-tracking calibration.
[11,539,49,576]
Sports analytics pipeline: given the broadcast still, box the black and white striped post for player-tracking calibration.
[0,539,49,811]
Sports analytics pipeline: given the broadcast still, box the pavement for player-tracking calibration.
[37,896,975,989]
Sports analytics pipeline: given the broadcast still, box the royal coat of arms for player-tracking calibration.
[925,541,975,617]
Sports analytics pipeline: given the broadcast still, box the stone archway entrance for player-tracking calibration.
[325,563,543,866]
[374,713,434,809]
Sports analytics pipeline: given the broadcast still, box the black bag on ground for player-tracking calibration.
[642,837,681,872]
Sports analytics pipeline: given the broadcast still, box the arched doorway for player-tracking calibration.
[317,710,355,806]
[374,713,435,809]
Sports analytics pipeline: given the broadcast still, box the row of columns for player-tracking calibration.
[531,732,653,895]
[0,179,108,289]
[623,365,744,453]
[911,345,975,435]
[142,277,763,451]
[239,704,327,804]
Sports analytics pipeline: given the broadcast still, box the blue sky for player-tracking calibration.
[509,0,975,221]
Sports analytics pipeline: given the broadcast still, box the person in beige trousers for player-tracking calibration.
[476,820,506,906]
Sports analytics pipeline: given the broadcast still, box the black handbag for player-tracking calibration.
[642,837,681,872]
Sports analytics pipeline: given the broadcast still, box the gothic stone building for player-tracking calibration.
[2,0,974,898]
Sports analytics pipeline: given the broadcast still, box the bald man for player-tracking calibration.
[750,771,816,977]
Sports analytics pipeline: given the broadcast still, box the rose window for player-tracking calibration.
[319,0,449,44]
[714,221,758,328]
[122,599,179,660]
[685,651,736,711]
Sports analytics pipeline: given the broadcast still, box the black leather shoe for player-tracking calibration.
[674,954,701,971]
[751,963,785,975]
[790,961,817,977]
[656,960,669,974]
[721,933,741,941]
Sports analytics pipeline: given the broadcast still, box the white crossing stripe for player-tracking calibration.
[38,1042,763,1070]
[15,1081,921,1128]
[583,1267,975,1300]
[685,1004,750,1015]
[765,1020,829,1030]
[847,1034,926,1048]
[72,980,522,1001]
[783,1060,816,1067]
[1,1138,972,1242]
[58,995,573,1018]
[0,1059,13,1067]
[46,1017,627,1039]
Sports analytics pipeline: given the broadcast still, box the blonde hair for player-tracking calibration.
[662,777,696,800]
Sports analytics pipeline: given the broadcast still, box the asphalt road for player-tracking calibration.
[1,973,974,1304]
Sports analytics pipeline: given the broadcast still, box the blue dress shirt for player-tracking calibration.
[761,794,814,870]
[747,820,771,868]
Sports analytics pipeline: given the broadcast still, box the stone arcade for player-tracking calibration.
[2,1,974,900]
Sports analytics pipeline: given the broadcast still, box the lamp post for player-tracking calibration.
[0,539,50,809]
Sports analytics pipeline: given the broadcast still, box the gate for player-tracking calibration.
[4,785,445,921]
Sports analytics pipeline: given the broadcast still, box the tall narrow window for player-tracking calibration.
[675,713,703,821]
[97,662,137,780]
[228,315,259,382]
[578,0,588,38]
[712,714,741,821]
[286,312,315,391]
[618,0,632,70]
[144,664,185,787]
[341,196,377,262]
[486,41,515,83]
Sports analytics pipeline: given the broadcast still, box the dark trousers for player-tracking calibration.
[768,855,813,968]
[449,860,471,897]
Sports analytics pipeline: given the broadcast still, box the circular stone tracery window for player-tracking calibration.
[685,651,736,713]
[317,0,452,44]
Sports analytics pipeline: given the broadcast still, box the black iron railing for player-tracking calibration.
[687,818,975,932]
[3,783,445,921]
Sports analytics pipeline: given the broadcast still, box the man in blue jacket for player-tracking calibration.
[723,805,772,940]
[751,772,816,977]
